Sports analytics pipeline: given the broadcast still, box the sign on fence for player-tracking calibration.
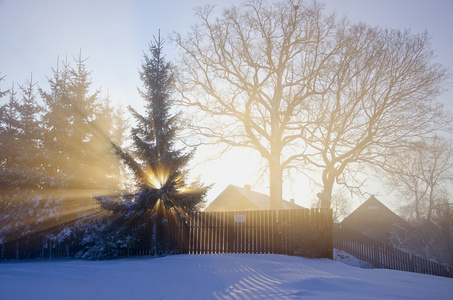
[234,215,246,223]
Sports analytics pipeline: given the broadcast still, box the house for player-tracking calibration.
[204,184,304,212]
[341,195,408,243]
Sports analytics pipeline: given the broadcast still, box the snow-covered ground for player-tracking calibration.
[1,253,451,299]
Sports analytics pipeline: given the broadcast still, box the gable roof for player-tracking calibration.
[342,195,404,224]
[341,195,407,242]
[204,184,304,211]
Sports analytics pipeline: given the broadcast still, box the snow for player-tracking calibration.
[1,254,451,299]
[333,249,374,269]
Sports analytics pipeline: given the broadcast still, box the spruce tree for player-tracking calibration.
[101,34,207,215]
[38,54,128,246]
[0,80,22,247]
[0,76,46,254]
[0,83,20,179]
[88,34,208,259]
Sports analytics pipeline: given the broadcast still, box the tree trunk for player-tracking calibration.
[427,186,434,223]
[269,154,283,209]
[319,172,334,209]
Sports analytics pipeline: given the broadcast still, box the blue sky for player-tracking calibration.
[1,0,452,207]
[1,0,451,108]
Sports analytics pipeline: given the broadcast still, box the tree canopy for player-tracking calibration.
[174,0,451,208]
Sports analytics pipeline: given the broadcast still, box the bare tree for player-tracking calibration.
[386,136,453,223]
[174,0,344,208]
[174,0,451,209]
[386,137,453,266]
[303,25,451,208]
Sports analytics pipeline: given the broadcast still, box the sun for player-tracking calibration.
[145,167,170,189]
[191,146,314,208]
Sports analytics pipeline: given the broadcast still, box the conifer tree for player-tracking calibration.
[0,83,20,182]
[0,79,22,246]
[0,58,128,258]
[100,34,208,216]
[87,34,208,259]
[38,54,128,244]
[0,76,45,253]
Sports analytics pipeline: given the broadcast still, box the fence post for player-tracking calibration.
[274,210,281,254]
[409,253,414,273]
[227,212,235,253]
[49,240,52,259]
[15,239,19,260]
[373,240,379,268]
[181,218,190,254]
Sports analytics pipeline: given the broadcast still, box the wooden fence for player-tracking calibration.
[3,210,451,278]
[0,238,81,260]
[1,208,333,260]
[188,209,333,258]
[334,224,453,278]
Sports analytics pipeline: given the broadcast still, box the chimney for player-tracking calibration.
[244,184,251,191]
[290,198,295,204]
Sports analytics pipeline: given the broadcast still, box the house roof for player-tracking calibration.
[342,195,404,224]
[341,195,407,242]
[204,184,304,211]
[231,185,303,209]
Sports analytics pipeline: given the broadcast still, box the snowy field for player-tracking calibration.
[1,254,452,299]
